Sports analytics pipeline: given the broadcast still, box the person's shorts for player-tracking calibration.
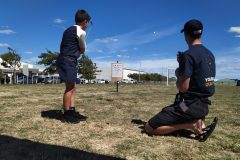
[148,98,209,129]
[56,56,77,83]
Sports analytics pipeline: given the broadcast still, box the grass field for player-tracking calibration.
[0,84,239,160]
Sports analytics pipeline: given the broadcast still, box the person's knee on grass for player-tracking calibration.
[144,123,154,135]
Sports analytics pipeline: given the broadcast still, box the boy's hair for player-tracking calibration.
[186,32,202,39]
[181,19,203,40]
[75,9,91,24]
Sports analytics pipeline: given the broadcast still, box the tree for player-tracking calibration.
[128,73,139,80]
[0,47,21,84]
[78,54,97,82]
[128,73,168,82]
[37,49,59,74]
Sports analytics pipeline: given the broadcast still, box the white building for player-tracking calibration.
[96,67,111,81]
[0,57,40,84]
[95,65,145,81]
[123,68,145,80]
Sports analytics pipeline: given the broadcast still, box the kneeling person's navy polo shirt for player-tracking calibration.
[178,44,216,98]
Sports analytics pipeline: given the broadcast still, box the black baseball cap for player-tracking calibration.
[181,19,203,36]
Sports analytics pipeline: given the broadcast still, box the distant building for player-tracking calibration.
[0,58,40,84]
[96,65,145,81]
[123,68,145,80]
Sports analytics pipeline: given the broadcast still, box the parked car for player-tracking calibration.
[96,79,105,84]
[129,79,137,84]
[121,79,129,83]
[43,77,61,84]
[120,79,137,84]
[105,80,109,84]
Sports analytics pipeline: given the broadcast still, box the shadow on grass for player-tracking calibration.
[131,119,195,140]
[41,110,63,121]
[0,135,125,160]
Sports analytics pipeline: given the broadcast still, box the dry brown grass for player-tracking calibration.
[0,84,239,160]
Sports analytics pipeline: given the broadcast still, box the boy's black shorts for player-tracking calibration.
[148,98,209,129]
[56,56,77,83]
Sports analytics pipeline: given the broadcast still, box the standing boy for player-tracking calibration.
[57,9,91,123]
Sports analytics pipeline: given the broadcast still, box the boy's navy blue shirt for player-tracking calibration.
[179,44,216,98]
[59,26,82,61]
[56,25,86,83]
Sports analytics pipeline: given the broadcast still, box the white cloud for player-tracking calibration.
[96,49,104,53]
[93,56,113,60]
[53,18,65,24]
[116,54,130,58]
[109,50,117,54]
[120,49,128,53]
[86,49,105,54]
[139,59,178,70]
[213,46,240,79]
[216,56,240,79]
[235,35,240,38]
[152,53,160,56]
[94,58,178,75]
[24,51,33,54]
[0,29,16,34]
[217,46,240,55]
[0,43,10,47]
[21,57,40,65]
[229,26,240,34]
[2,26,9,28]
[95,38,119,43]
[88,26,177,54]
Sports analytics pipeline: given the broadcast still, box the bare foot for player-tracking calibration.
[202,119,206,129]
[192,119,203,135]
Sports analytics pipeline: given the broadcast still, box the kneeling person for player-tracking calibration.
[145,19,217,141]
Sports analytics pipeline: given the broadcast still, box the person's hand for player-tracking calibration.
[175,68,180,77]
[177,51,183,63]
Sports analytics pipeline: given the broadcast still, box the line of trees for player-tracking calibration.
[128,73,176,82]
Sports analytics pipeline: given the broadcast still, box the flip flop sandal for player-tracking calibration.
[196,117,218,142]
[202,117,218,132]
[131,119,146,125]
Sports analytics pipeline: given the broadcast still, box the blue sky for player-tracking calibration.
[0,0,239,79]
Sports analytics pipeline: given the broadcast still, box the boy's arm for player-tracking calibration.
[78,33,86,54]
[176,52,192,93]
[175,68,190,92]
